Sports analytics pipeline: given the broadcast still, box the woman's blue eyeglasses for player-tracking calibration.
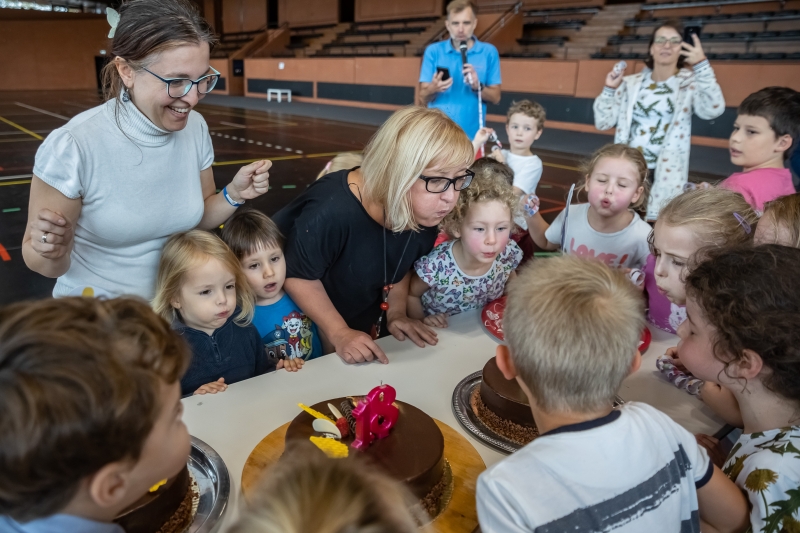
[142,66,220,98]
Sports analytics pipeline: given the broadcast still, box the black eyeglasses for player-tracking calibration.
[418,169,474,193]
[142,66,220,98]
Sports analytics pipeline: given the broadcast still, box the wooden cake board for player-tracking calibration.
[242,419,486,532]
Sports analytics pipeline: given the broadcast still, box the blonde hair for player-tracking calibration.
[762,193,800,248]
[504,255,644,413]
[507,100,546,129]
[580,144,650,209]
[152,230,255,325]
[316,152,364,180]
[230,444,422,533]
[361,106,474,232]
[446,0,476,16]
[655,188,758,256]
[442,158,518,237]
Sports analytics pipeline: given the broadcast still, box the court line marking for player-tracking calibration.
[0,243,9,262]
[211,151,347,167]
[14,102,70,121]
[543,162,580,172]
[0,174,33,181]
[0,180,32,187]
[2,208,21,213]
[0,115,43,140]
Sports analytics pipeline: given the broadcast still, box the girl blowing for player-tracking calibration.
[525,144,651,269]
[678,245,800,532]
[408,158,522,328]
[153,230,280,396]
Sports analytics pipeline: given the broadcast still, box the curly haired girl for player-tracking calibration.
[407,158,522,328]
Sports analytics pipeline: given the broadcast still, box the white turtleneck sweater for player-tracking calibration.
[33,96,214,300]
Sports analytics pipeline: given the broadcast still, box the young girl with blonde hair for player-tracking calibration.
[408,158,522,328]
[230,445,423,533]
[645,187,758,334]
[525,143,652,269]
[153,230,282,396]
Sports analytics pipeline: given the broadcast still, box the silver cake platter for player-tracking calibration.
[188,436,230,533]
[452,370,626,456]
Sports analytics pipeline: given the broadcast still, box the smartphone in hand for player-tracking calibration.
[436,66,451,81]
[683,25,702,44]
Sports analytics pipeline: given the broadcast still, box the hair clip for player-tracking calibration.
[106,7,120,38]
[734,212,751,234]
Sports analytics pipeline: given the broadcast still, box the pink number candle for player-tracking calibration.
[351,384,399,450]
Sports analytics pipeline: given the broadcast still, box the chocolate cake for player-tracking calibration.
[285,397,450,517]
[471,357,539,445]
[114,465,197,533]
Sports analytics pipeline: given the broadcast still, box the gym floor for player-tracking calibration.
[0,90,679,306]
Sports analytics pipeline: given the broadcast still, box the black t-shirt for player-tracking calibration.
[273,169,438,334]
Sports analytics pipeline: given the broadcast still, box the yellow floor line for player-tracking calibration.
[0,180,32,187]
[543,161,580,172]
[0,115,43,140]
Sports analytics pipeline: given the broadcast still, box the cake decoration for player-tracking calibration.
[327,403,351,438]
[339,400,357,435]
[351,384,399,450]
[149,479,167,493]
[298,403,333,422]
[312,418,342,439]
[309,436,349,458]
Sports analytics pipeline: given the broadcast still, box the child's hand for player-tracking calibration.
[623,268,645,291]
[488,149,506,164]
[423,313,449,328]
[665,346,686,371]
[278,357,304,372]
[194,378,227,395]
[473,127,494,146]
[695,434,727,468]
[519,193,540,219]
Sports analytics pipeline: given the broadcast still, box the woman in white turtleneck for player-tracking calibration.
[22,0,269,300]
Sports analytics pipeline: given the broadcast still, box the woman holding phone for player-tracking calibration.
[594,19,725,220]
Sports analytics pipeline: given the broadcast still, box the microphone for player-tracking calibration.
[459,40,468,65]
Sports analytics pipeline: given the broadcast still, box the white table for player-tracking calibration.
[266,88,291,102]
[182,310,724,532]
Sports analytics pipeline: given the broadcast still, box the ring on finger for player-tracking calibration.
[41,232,49,244]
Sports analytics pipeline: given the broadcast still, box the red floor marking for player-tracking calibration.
[0,243,10,262]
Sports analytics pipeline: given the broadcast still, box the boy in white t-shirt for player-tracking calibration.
[476,255,749,533]
[473,99,545,197]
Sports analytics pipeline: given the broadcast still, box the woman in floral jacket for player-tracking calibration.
[594,20,725,220]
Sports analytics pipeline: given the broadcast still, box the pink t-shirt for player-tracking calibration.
[644,254,686,334]
[720,168,795,212]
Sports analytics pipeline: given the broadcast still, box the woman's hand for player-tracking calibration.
[194,377,227,395]
[28,209,74,260]
[228,159,272,202]
[332,327,388,364]
[605,68,625,89]
[423,313,449,329]
[278,357,304,372]
[681,34,707,66]
[388,315,438,347]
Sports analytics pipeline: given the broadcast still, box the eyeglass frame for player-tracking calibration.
[653,37,683,47]
[141,66,221,98]
[418,169,475,193]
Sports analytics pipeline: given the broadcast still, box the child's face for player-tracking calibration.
[505,113,541,153]
[652,221,698,305]
[172,257,237,334]
[122,380,191,508]
[241,244,286,306]
[585,157,643,217]
[754,211,793,246]
[454,200,512,265]
[729,114,791,170]
[677,297,729,384]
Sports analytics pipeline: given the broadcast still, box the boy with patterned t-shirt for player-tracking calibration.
[221,210,323,363]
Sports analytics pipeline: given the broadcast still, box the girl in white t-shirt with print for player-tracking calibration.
[408,160,522,328]
[525,143,652,269]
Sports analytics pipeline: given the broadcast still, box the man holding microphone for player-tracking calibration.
[418,0,502,139]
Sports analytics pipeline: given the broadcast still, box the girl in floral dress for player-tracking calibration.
[407,159,522,328]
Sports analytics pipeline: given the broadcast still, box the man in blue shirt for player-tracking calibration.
[418,0,502,139]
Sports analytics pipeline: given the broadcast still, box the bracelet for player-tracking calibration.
[222,186,244,207]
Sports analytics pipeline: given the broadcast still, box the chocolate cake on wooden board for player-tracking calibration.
[285,398,446,502]
[114,465,196,533]
[472,357,539,445]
